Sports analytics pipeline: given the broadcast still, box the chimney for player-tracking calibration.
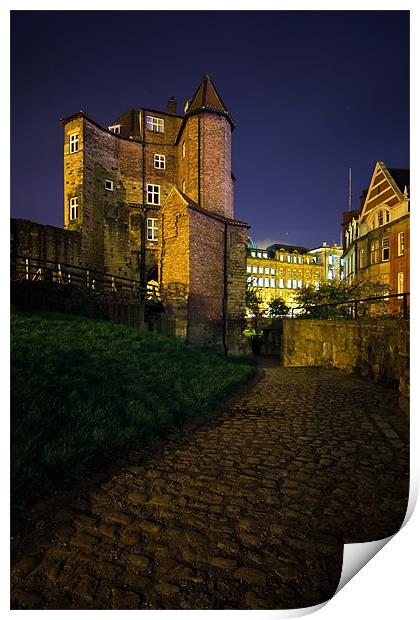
[167,96,177,115]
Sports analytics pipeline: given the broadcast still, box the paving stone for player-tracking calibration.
[233,566,266,586]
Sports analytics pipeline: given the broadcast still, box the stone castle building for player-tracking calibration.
[11,75,249,353]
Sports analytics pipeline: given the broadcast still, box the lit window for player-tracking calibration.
[386,211,390,223]
[247,276,252,285]
[359,248,365,269]
[146,116,164,132]
[265,278,270,287]
[108,125,121,134]
[292,280,297,288]
[382,237,390,261]
[182,141,186,158]
[328,269,334,280]
[270,278,276,288]
[370,239,380,264]
[105,179,114,191]
[262,252,268,259]
[287,279,292,288]
[69,133,79,154]
[398,232,405,256]
[182,179,186,193]
[397,272,404,295]
[69,197,79,220]
[147,218,158,241]
[298,257,303,264]
[279,279,284,288]
[247,265,252,273]
[252,277,258,286]
[265,267,270,275]
[259,267,264,274]
[251,251,256,257]
[280,254,284,262]
[252,266,258,274]
[315,282,320,290]
[287,255,291,263]
[293,256,297,263]
[377,210,384,227]
[146,184,160,205]
[297,280,303,288]
[258,277,264,287]
[154,154,166,169]
[257,251,262,258]
[271,268,276,275]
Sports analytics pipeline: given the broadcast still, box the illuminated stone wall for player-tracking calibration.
[281,319,409,413]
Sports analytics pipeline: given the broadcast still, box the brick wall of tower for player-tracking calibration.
[178,116,200,204]
[188,209,226,348]
[226,224,249,353]
[201,114,234,219]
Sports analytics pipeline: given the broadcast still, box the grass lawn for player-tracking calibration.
[11,311,256,502]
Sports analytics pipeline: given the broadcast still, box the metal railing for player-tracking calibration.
[11,255,160,302]
[291,292,410,320]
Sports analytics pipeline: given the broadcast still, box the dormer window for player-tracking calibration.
[108,125,121,134]
[146,116,164,133]
[377,210,384,227]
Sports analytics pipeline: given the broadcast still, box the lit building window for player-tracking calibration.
[69,133,79,153]
[265,267,270,274]
[251,251,256,257]
[265,278,270,287]
[257,251,262,258]
[279,279,284,288]
[297,280,303,288]
[382,237,390,261]
[287,255,291,263]
[398,272,404,295]
[252,277,258,286]
[182,179,186,193]
[270,278,276,288]
[293,256,297,264]
[328,269,334,280]
[292,280,297,288]
[370,239,380,264]
[287,279,292,288]
[258,277,264,286]
[359,248,365,269]
[298,256,303,264]
[252,266,258,273]
[271,268,276,275]
[262,252,268,259]
[280,254,284,262]
[108,125,121,134]
[69,197,79,220]
[105,179,114,191]
[147,184,160,205]
[377,210,384,227]
[146,115,164,132]
[398,232,405,256]
[259,267,264,274]
[315,282,320,290]
[247,265,252,273]
[182,141,186,158]
[147,217,159,241]
[154,154,166,169]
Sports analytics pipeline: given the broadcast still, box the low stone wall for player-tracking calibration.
[280,319,409,414]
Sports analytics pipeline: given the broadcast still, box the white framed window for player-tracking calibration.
[397,272,404,295]
[258,277,264,287]
[69,133,79,154]
[377,210,384,227]
[287,255,291,263]
[265,267,270,274]
[297,280,303,288]
[252,277,258,286]
[270,278,276,288]
[146,184,160,205]
[257,251,262,258]
[279,278,284,288]
[146,115,164,133]
[258,267,264,274]
[251,251,256,257]
[247,265,252,273]
[247,276,252,285]
[287,279,292,288]
[264,278,270,288]
[108,125,121,134]
[293,256,297,263]
[382,237,390,261]
[398,232,405,256]
[154,154,166,169]
[298,256,303,264]
[147,217,158,241]
[271,268,276,275]
[280,254,284,262]
[182,141,186,158]
[262,252,268,259]
[182,179,186,193]
[370,239,380,264]
[252,266,258,274]
[69,197,79,220]
[105,179,114,191]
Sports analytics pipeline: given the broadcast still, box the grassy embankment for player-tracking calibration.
[11,311,256,502]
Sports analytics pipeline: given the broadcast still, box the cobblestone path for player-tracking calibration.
[11,362,409,610]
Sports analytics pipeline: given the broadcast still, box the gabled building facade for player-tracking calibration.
[342,162,410,302]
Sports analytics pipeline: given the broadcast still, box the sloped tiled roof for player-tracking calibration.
[185,75,235,128]
[267,243,310,254]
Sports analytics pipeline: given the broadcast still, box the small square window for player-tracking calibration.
[147,217,159,241]
[69,133,79,154]
[105,179,114,191]
[146,116,164,133]
[146,184,160,205]
[154,154,166,169]
[108,125,121,134]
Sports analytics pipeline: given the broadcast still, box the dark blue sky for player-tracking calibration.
[11,10,409,249]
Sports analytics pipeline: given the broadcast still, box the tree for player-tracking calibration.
[292,277,391,319]
[267,297,290,318]
[245,286,265,335]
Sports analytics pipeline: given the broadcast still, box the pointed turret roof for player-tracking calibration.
[185,75,235,128]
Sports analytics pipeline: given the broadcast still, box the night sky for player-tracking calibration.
[11,10,409,250]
